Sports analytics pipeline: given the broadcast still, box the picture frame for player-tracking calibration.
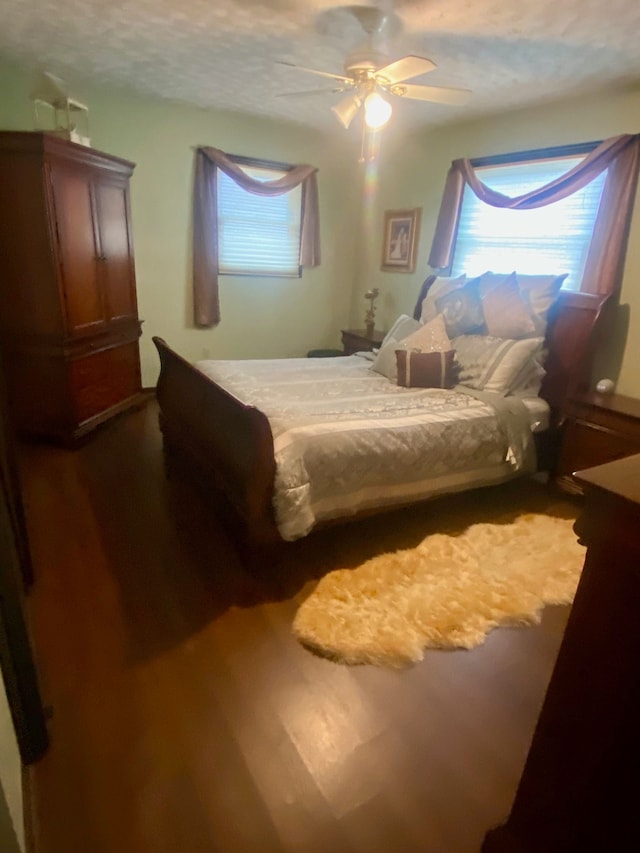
[381,207,421,273]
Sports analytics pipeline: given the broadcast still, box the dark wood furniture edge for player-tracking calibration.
[539,290,610,417]
[556,390,640,494]
[483,453,640,852]
[0,392,49,769]
[72,391,149,441]
[152,337,280,546]
[482,825,531,853]
[412,274,437,320]
[525,290,611,474]
[0,130,135,174]
[341,329,385,356]
[573,453,640,545]
[567,390,640,420]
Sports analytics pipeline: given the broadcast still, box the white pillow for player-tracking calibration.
[371,314,421,380]
[515,273,567,320]
[419,274,467,323]
[453,334,545,396]
[379,314,421,348]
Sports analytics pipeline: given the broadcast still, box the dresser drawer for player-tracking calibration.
[559,419,640,477]
[69,342,141,423]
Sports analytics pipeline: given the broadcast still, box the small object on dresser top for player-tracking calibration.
[363,288,379,337]
[596,378,615,394]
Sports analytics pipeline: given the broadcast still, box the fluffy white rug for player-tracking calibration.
[293,503,585,668]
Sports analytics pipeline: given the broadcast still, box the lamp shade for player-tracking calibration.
[331,94,362,129]
[364,92,392,129]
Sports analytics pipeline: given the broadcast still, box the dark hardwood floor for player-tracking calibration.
[17,400,574,853]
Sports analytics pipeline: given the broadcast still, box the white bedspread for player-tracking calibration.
[196,355,540,540]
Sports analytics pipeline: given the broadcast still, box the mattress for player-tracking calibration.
[196,355,542,540]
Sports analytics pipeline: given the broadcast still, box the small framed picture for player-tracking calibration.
[381,208,421,273]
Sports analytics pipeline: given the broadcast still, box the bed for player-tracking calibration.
[153,278,610,548]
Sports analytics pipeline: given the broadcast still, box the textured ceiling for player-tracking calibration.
[2,0,640,136]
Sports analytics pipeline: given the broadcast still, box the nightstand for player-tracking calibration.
[341,328,385,355]
[556,392,640,494]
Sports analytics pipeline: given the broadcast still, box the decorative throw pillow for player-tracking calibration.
[435,277,485,338]
[478,272,567,337]
[399,312,451,353]
[515,273,568,334]
[481,272,537,339]
[396,349,457,388]
[378,314,421,349]
[371,314,421,380]
[477,272,513,296]
[419,274,467,323]
[516,273,568,324]
[453,334,545,395]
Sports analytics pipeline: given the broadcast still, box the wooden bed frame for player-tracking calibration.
[153,289,610,547]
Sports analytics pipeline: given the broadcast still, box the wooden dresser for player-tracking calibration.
[483,453,640,852]
[0,131,143,444]
[556,392,640,494]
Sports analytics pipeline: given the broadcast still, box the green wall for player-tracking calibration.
[365,86,640,397]
[2,56,640,395]
[0,59,362,385]
[0,676,23,852]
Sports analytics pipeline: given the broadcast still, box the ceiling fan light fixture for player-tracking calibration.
[364,91,392,129]
[331,93,362,129]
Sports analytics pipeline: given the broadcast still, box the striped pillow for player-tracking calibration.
[453,335,544,395]
[396,349,457,389]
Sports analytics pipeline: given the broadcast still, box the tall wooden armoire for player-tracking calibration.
[0,131,143,444]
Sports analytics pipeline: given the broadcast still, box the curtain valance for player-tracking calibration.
[193,146,320,327]
[429,133,640,296]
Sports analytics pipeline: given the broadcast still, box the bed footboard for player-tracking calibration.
[152,337,280,545]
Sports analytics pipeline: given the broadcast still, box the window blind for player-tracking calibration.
[451,157,606,291]
[217,165,302,277]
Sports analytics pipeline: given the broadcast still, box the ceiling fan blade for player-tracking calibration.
[275,88,344,99]
[375,55,436,85]
[276,61,353,85]
[391,83,471,106]
[331,93,362,130]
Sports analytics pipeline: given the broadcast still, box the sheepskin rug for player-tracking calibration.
[293,499,585,668]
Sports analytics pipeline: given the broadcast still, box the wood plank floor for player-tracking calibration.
[17,400,575,853]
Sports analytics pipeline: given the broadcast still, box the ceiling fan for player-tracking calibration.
[277,4,470,131]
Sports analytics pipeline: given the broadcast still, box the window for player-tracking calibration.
[451,144,607,291]
[216,156,302,277]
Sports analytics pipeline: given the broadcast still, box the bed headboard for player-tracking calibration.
[413,276,611,418]
[539,289,610,414]
[413,275,437,322]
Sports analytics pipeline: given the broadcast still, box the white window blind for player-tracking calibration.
[451,156,607,291]
[217,163,302,277]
